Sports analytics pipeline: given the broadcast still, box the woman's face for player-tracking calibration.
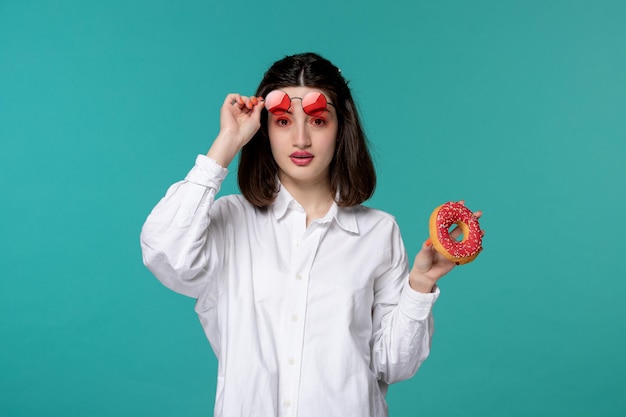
[267,86,338,189]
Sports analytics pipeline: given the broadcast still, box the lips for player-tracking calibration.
[289,151,314,166]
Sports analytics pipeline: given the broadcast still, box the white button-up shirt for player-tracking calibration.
[141,155,440,417]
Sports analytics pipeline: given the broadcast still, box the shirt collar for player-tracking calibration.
[272,183,298,220]
[271,184,359,234]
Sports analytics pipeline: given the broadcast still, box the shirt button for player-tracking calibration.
[288,357,295,365]
[284,400,292,407]
[295,273,302,281]
[291,314,299,322]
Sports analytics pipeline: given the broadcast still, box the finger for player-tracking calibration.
[225,93,242,107]
[245,96,265,113]
[449,225,462,241]
[249,98,265,119]
[414,240,435,272]
[473,210,482,219]
[449,223,470,241]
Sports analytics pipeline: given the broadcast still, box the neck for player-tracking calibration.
[279,176,335,227]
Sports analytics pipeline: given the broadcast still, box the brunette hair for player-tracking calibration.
[238,52,376,208]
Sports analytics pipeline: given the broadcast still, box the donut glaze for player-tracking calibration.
[429,201,483,265]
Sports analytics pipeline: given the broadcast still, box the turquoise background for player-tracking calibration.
[2,0,625,415]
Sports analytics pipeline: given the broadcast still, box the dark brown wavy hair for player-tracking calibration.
[238,52,376,208]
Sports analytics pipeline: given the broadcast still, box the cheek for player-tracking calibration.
[324,128,339,153]
[320,135,338,160]
[267,137,280,158]
[267,131,289,160]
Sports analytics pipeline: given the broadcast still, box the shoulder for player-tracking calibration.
[348,205,408,265]
[216,193,250,206]
[353,204,397,222]
[349,204,401,234]
[212,194,271,221]
[213,194,254,214]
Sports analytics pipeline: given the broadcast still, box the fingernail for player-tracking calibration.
[425,238,432,246]
[251,97,258,105]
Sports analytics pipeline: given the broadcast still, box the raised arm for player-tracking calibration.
[140,93,264,297]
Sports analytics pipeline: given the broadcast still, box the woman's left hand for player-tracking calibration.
[408,210,482,293]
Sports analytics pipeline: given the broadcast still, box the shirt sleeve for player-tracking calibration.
[140,154,228,298]
[370,220,440,384]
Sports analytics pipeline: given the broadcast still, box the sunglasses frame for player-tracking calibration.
[264,90,335,116]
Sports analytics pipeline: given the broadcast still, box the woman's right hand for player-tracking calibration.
[207,93,265,168]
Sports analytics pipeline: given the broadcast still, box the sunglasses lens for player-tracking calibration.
[301,92,327,116]
[265,90,291,114]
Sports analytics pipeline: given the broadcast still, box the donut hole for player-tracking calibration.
[450,222,470,243]
[449,226,464,242]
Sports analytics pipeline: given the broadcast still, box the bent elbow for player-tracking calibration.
[140,230,207,298]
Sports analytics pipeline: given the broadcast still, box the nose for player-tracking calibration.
[292,120,311,148]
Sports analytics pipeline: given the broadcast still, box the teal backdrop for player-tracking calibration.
[2,0,625,416]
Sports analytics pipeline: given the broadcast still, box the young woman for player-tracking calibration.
[141,52,476,417]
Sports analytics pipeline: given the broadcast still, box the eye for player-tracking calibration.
[275,118,290,126]
[311,118,326,126]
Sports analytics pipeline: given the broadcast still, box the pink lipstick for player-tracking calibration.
[289,151,314,166]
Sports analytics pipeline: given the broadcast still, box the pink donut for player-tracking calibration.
[429,201,483,265]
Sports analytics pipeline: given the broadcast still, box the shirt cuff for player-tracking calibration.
[398,280,440,321]
[184,154,229,190]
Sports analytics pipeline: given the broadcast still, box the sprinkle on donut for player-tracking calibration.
[428,201,483,265]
